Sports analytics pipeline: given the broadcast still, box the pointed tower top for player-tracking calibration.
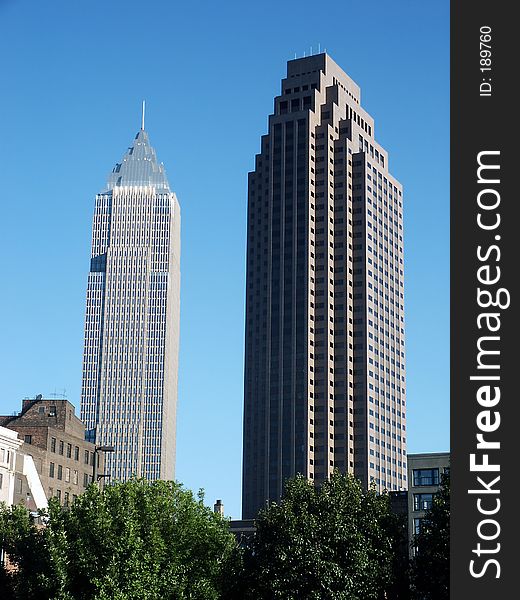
[141,100,145,131]
[104,125,170,192]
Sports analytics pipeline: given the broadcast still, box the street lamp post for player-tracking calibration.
[92,445,115,485]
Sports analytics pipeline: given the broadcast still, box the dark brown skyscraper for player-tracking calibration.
[242,54,406,519]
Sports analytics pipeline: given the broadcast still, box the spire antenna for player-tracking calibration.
[141,100,145,130]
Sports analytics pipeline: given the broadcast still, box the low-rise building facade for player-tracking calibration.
[0,424,47,511]
[1,397,104,506]
[407,452,450,555]
[0,426,23,505]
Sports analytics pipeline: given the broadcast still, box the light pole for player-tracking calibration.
[92,445,115,486]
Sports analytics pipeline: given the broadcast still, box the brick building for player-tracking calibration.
[1,397,105,505]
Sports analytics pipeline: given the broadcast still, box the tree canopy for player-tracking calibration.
[240,472,403,600]
[1,479,238,600]
[410,471,450,600]
[1,471,450,599]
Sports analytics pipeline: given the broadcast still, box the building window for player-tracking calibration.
[57,465,63,480]
[84,450,89,465]
[49,406,57,417]
[64,492,70,507]
[67,444,72,459]
[74,446,79,461]
[0,473,3,489]
[56,489,61,502]
[65,468,70,483]
[413,518,423,536]
[59,441,64,456]
[50,437,56,452]
[24,435,32,444]
[413,493,434,511]
[49,462,55,478]
[412,468,439,486]
[83,473,89,488]
[73,470,78,485]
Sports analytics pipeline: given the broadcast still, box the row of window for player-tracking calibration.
[49,438,94,466]
[50,488,82,506]
[0,446,12,465]
[49,462,91,488]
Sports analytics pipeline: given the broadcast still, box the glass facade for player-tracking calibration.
[413,492,434,511]
[80,128,180,482]
[413,468,440,487]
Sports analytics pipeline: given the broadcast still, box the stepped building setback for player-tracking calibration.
[242,54,406,518]
[80,115,180,482]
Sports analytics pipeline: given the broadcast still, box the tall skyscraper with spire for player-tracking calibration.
[80,112,180,482]
[242,54,406,518]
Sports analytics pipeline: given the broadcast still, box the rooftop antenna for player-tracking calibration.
[141,100,145,130]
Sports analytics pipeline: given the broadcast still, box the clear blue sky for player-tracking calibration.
[0,0,449,518]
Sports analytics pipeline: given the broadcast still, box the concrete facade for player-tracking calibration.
[229,519,256,547]
[1,397,103,506]
[243,54,406,518]
[0,426,23,506]
[80,125,180,482]
[12,450,48,511]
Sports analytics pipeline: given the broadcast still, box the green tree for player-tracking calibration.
[410,471,450,600]
[0,503,32,599]
[0,501,60,600]
[241,472,403,600]
[1,479,240,600]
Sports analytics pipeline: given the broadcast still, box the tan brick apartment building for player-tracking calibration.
[1,397,104,506]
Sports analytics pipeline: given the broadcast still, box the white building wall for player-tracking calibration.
[0,426,22,505]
